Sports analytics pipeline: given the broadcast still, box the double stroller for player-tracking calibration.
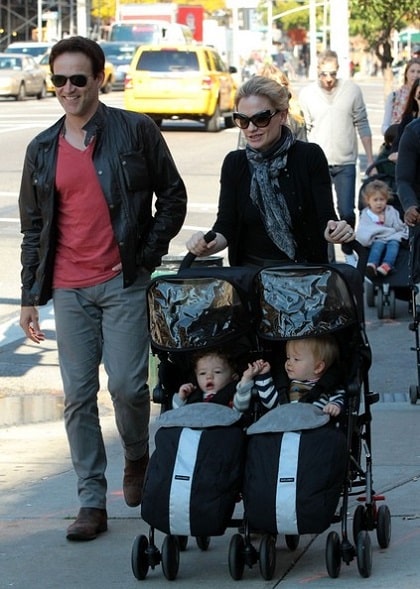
[130,258,391,581]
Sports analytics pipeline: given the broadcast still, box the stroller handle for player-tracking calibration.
[179,230,217,272]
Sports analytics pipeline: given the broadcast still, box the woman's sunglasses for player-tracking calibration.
[50,74,91,88]
[232,109,279,130]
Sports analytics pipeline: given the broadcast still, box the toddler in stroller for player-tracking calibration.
[356,178,410,318]
[233,334,345,417]
[172,349,238,408]
[356,178,408,277]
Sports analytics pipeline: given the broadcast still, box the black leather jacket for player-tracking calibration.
[19,103,187,306]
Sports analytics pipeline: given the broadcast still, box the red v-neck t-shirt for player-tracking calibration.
[53,136,120,289]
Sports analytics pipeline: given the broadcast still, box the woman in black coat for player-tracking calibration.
[186,76,354,266]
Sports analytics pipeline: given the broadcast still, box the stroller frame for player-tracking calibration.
[226,263,391,581]
[131,260,391,581]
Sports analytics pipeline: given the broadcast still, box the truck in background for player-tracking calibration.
[108,3,204,44]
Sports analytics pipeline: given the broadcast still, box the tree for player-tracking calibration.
[349,1,420,59]
[349,1,420,92]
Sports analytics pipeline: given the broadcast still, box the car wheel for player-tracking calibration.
[16,83,26,101]
[206,105,221,132]
[37,82,47,100]
[224,114,235,129]
[101,77,113,94]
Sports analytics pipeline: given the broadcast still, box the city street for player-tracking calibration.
[1,77,420,588]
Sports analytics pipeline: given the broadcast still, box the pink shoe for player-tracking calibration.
[377,263,391,276]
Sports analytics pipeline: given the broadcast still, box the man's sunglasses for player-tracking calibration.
[50,74,91,88]
[232,109,279,130]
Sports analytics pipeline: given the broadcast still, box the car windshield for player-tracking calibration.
[0,56,21,69]
[137,51,199,72]
[110,23,161,43]
[5,44,49,58]
[103,48,136,62]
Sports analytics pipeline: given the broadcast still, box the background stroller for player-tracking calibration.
[356,162,410,319]
[227,263,391,581]
[131,257,260,581]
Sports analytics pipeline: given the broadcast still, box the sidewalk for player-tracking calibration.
[1,293,420,588]
[0,400,419,589]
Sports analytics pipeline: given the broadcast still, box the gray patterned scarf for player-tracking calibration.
[246,127,297,260]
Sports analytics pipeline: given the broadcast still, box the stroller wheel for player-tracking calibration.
[259,534,276,581]
[131,534,149,580]
[325,531,341,578]
[161,535,180,580]
[176,535,188,551]
[285,534,300,551]
[377,289,385,319]
[376,504,391,548]
[353,504,366,546]
[389,289,396,318]
[365,280,375,307]
[196,536,210,551]
[356,531,372,578]
[228,533,245,580]
[409,384,419,405]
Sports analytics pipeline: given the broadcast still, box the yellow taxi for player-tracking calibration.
[39,50,115,94]
[124,44,238,131]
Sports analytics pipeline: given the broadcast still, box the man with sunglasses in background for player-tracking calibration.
[18,36,187,541]
[299,50,374,265]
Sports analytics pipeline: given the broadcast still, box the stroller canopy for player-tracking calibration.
[256,265,359,340]
[148,272,254,351]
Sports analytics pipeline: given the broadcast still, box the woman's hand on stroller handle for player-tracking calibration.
[186,231,226,256]
[325,220,355,243]
[180,231,221,271]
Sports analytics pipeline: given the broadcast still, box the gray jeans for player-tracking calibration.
[53,271,151,509]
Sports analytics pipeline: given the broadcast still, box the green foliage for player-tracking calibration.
[272,1,310,30]
[349,0,420,45]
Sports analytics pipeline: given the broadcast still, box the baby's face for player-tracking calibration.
[368,193,388,215]
[195,355,234,395]
[285,342,319,382]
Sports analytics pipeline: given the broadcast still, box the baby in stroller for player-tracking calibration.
[356,178,408,278]
[172,349,239,408]
[233,334,345,417]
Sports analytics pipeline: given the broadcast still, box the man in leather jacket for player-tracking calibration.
[18,36,187,541]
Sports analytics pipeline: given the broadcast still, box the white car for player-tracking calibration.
[5,41,53,62]
[0,53,47,100]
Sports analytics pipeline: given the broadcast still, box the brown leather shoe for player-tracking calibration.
[123,449,149,507]
[66,508,107,541]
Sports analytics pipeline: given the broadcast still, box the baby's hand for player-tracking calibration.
[178,383,196,400]
[323,402,341,417]
[241,359,271,383]
[254,359,271,374]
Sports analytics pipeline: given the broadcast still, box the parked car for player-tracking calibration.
[4,41,53,62]
[38,49,115,94]
[0,53,47,100]
[98,41,138,90]
[124,44,238,131]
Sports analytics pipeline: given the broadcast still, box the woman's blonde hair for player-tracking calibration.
[235,75,290,112]
[257,63,305,125]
